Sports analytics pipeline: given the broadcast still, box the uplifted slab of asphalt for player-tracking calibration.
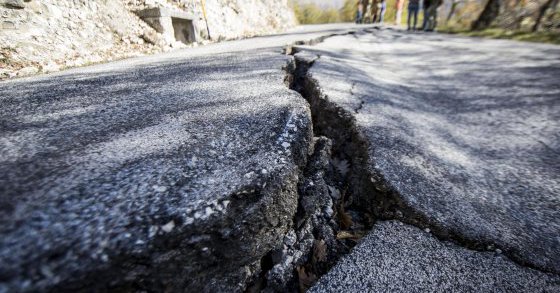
[0,23,381,291]
[299,28,560,274]
[0,48,314,291]
[310,221,560,292]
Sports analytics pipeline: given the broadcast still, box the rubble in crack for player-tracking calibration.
[262,137,335,291]
[255,136,372,292]
[0,0,296,79]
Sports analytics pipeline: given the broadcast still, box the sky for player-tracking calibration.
[297,0,346,8]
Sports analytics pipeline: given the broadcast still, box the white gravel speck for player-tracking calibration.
[161,220,175,233]
[205,207,214,217]
[152,185,167,193]
[148,226,158,237]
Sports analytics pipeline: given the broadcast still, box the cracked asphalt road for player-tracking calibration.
[299,28,560,290]
[0,24,366,292]
[1,24,559,292]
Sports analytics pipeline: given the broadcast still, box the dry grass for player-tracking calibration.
[439,26,560,45]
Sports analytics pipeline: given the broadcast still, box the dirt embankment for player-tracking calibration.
[0,0,295,79]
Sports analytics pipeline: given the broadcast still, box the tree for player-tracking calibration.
[533,0,556,31]
[471,0,502,30]
[447,0,463,23]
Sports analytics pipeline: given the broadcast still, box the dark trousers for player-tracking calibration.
[408,7,419,29]
[423,5,438,31]
[356,10,363,24]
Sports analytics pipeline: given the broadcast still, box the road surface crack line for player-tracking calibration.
[246,32,372,292]
[282,47,558,283]
[252,29,557,292]
[348,81,365,114]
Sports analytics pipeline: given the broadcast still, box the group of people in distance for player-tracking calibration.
[355,0,387,24]
[356,0,443,31]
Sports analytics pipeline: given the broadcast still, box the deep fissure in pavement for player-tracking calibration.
[9,30,555,293]
[245,49,377,292]
[246,46,374,292]
[261,36,558,291]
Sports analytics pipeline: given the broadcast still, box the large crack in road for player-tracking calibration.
[246,37,376,293]
[0,26,558,292]
[279,29,560,291]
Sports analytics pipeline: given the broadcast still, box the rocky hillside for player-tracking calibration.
[0,0,295,79]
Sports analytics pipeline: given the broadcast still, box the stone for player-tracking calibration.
[141,28,164,46]
[16,66,38,76]
[1,20,16,29]
[0,68,10,79]
[134,7,199,44]
[0,0,25,9]
[40,61,61,73]
[26,1,49,15]
[170,40,186,48]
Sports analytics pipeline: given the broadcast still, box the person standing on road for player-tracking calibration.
[395,0,404,25]
[363,0,371,23]
[407,0,420,30]
[370,0,379,23]
[356,0,366,24]
[423,0,443,31]
[379,0,387,24]
[422,0,432,30]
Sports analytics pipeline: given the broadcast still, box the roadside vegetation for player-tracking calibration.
[288,0,354,23]
[440,0,560,44]
[440,27,560,44]
[289,0,560,44]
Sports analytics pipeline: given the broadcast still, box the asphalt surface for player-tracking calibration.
[1,24,559,292]
[0,24,368,292]
[311,221,560,292]
[300,28,560,289]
